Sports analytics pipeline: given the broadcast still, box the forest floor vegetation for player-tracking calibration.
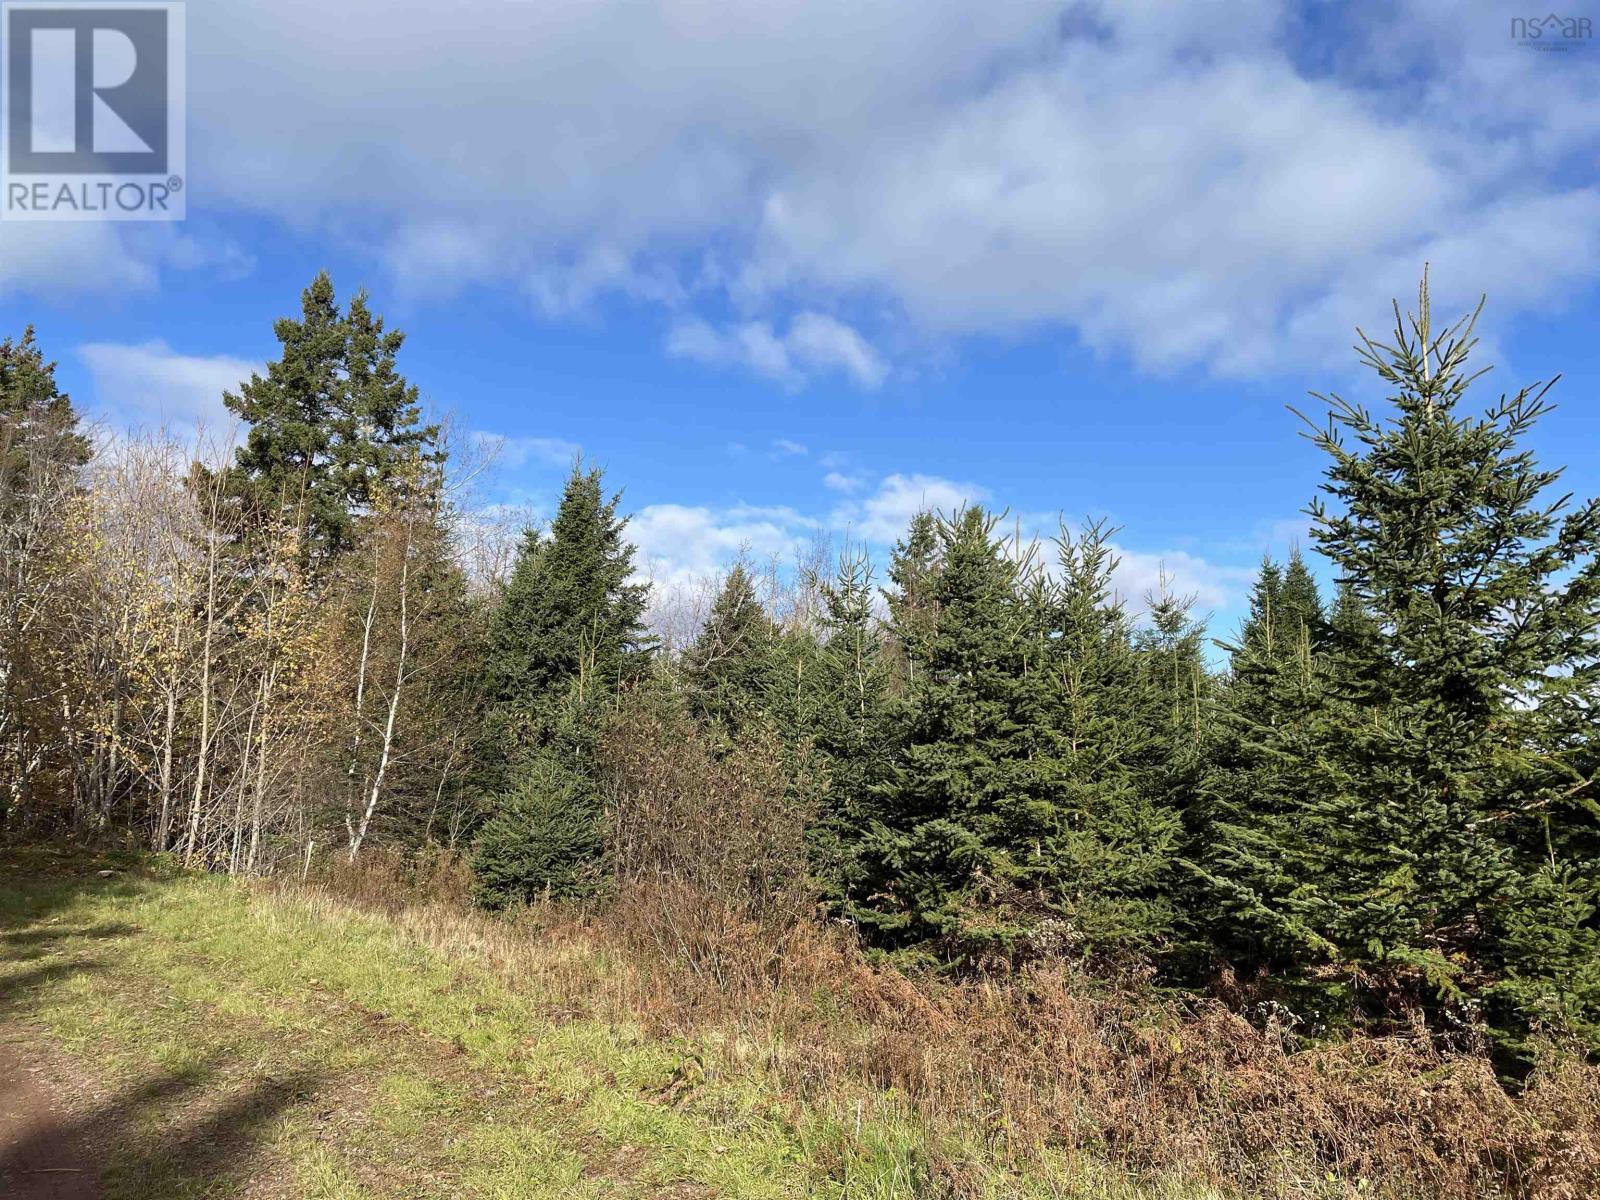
[2,845,1597,1199]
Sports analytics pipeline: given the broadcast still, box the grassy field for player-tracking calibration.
[6,847,1595,1200]
[0,848,1209,1200]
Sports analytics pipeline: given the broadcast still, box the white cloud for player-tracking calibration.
[628,501,818,593]
[0,222,252,303]
[833,471,991,544]
[79,341,258,447]
[0,225,156,300]
[771,438,809,457]
[786,313,889,388]
[23,2,1596,383]
[470,431,582,472]
[139,0,1594,382]
[1103,545,1255,619]
[665,311,886,388]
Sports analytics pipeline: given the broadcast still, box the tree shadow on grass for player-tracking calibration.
[0,1058,324,1200]
[2,853,324,1197]
[1,924,140,961]
[0,959,108,1021]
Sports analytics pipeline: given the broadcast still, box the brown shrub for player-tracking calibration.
[598,702,816,998]
[307,843,473,912]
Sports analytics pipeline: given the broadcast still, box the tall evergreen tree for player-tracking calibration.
[1237,556,1284,660]
[806,546,892,903]
[882,511,940,689]
[1021,522,1184,954]
[1278,548,1325,651]
[0,329,91,504]
[479,465,649,770]
[225,273,439,564]
[471,464,649,902]
[1296,275,1600,1053]
[682,562,779,731]
[1188,556,1330,973]
[854,507,1031,952]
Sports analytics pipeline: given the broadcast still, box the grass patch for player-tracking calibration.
[1,848,1161,1199]
[5,845,1592,1199]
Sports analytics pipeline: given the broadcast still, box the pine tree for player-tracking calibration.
[225,273,440,564]
[1297,273,1600,1054]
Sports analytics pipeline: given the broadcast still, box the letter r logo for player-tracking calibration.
[3,4,172,174]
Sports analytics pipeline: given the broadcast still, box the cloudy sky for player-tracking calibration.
[5,0,1599,633]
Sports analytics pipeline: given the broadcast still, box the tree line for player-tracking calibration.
[2,271,1595,1064]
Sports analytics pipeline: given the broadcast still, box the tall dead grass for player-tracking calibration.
[291,865,1600,1198]
[298,706,1600,1199]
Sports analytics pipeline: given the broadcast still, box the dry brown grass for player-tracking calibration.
[295,703,1599,1198]
[294,852,1600,1200]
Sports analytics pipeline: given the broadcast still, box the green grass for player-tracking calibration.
[0,847,1216,1199]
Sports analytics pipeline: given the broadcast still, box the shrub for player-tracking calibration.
[471,753,602,907]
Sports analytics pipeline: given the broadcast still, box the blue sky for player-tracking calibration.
[3,1,1599,639]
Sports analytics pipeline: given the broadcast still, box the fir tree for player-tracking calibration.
[1298,273,1600,1054]
[855,507,1031,951]
[472,718,603,906]
[883,511,940,689]
[806,545,892,902]
[478,464,649,756]
[470,464,649,902]
[1188,556,1330,972]
[225,273,440,564]
[1278,548,1326,651]
[682,562,779,731]
[1237,556,1284,660]
[1022,521,1183,954]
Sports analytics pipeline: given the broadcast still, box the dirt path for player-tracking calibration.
[0,1038,101,1200]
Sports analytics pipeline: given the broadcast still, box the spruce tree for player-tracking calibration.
[471,464,649,901]
[855,507,1030,951]
[806,546,892,903]
[883,511,940,689]
[1189,557,1331,973]
[479,465,649,734]
[1278,548,1326,651]
[1022,521,1183,954]
[0,329,91,503]
[1237,556,1284,660]
[1298,274,1600,1054]
[225,273,439,564]
[682,562,779,731]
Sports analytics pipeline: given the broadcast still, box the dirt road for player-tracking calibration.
[0,1038,100,1199]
